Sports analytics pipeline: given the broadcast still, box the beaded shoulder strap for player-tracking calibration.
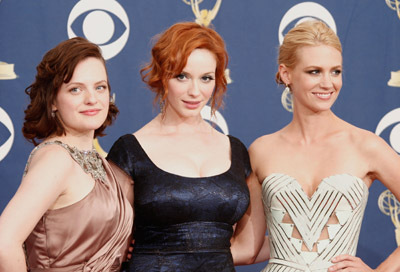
[23,141,106,183]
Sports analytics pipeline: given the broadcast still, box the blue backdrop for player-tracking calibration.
[1,1,400,270]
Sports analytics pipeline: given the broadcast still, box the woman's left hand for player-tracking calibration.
[329,254,375,272]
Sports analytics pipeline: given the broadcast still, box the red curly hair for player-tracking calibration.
[140,22,229,114]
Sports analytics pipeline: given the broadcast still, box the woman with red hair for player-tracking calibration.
[107,22,266,271]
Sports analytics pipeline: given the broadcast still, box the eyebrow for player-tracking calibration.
[65,80,108,86]
[180,70,216,75]
[304,65,342,69]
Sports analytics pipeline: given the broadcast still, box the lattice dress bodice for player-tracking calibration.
[261,173,369,272]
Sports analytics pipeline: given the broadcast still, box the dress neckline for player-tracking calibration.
[262,173,368,199]
[129,134,234,179]
[51,140,107,183]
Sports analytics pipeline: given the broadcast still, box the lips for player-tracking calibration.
[313,92,333,100]
[80,109,101,116]
[183,100,201,109]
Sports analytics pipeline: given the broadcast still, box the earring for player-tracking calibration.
[51,111,56,118]
[281,85,293,112]
[159,99,166,118]
[110,93,116,104]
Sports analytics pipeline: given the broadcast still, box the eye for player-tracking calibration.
[176,73,188,81]
[70,87,82,94]
[332,69,342,76]
[307,70,320,75]
[67,1,130,60]
[201,75,215,82]
[96,85,108,92]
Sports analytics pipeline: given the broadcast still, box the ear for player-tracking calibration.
[278,64,291,85]
[51,103,57,112]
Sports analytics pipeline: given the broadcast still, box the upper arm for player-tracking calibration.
[109,161,134,207]
[366,133,400,201]
[231,137,268,264]
[234,136,267,242]
[248,136,269,179]
[0,146,72,246]
[231,171,267,264]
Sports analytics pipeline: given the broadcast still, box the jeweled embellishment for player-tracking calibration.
[63,142,107,183]
[24,140,107,183]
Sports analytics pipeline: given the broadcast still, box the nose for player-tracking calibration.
[320,73,333,89]
[187,79,200,97]
[84,89,98,104]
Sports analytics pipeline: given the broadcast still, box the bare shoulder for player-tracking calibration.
[249,131,283,155]
[210,125,229,142]
[24,143,75,184]
[133,118,160,139]
[343,123,400,193]
[344,123,391,154]
[29,143,74,167]
[133,121,153,137]
[248,131,284,172]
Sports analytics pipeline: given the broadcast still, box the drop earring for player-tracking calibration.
[281,85,293,112]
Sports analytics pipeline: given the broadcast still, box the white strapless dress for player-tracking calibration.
[261,173,369,272]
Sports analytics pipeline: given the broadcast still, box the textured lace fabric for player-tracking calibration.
[107,134,251,272]
[261,173,369,272]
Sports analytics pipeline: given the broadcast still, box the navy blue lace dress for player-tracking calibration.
[107,134,250,272]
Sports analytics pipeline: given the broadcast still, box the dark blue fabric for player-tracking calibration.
[107,134,250,272]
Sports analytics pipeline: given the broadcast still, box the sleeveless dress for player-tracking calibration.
[107,134,251,272]
[261,173,369,272]
[24,141,133,272]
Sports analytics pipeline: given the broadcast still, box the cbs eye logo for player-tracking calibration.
[278,2,337,45]
[375,108,400,154]
[0,107,14,162]
[201,105,229,135]
[67,0,130,60]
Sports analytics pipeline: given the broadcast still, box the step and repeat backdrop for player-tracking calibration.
[1,0,400,270]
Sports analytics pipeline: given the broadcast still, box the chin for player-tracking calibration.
[177,109,201,117]
[314,105,334,113]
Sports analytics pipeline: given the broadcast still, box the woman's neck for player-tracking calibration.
[156,113,211,135]
[289,109,340,144]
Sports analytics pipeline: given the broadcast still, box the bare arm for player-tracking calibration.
[253,235,270,263]
[231,171,267,265]
[331,133,400,272]
[370,135,400,272]
[0,146,73,271]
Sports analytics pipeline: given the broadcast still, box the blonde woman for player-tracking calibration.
[248,21,400,271]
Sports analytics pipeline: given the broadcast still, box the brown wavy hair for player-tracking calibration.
[23,37,118,146]
[140,22,229,115]
[276,20,342,85]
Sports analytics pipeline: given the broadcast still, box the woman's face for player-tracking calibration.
[52,57,109,137]
[165,48,216,119]
[285,45,342,113]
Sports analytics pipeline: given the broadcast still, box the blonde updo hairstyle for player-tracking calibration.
[276,20,342,85]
